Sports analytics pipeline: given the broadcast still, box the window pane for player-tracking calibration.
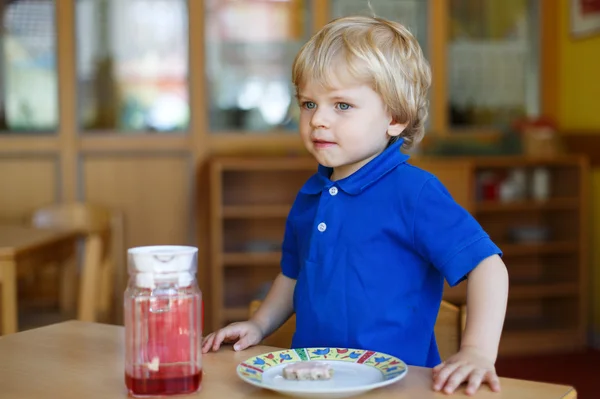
[77,0,189,133]
[330,0,430,131]
[0,0,58,133]
[206,0,310,133]
[448,0,540,129]
[331,0,428,57]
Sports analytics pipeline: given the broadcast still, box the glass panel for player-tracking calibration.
[77,0,189,133]
[205,0,310,133]
[448,0,540,129]
[0,0,58,133]
[330,0,430,131]
[330,0,428,57]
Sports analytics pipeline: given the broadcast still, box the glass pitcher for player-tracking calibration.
[124,246,202,397]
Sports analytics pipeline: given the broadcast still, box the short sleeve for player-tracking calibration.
[280,215,300,279]
[413,177,502,287]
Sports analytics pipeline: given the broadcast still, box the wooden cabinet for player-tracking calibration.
[0,2,560,324]
[412,155,590,356]
[208,157,317,330]
[208,154,589,356]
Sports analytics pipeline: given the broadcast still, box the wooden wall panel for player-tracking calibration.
[0,156,58,222]
[81,153,194,250]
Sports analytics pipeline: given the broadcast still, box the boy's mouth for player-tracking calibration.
[312,139,336,148]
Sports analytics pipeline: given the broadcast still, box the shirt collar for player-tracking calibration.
[300,138,409,195]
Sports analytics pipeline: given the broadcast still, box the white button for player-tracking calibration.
[317,222,327,232]
[329,187,338,196]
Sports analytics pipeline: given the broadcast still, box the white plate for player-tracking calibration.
[237,347,408,398]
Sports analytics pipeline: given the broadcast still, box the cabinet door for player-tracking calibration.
[205,0,312,134]
[0,0,58,133]
[329,0,430,130]
[447,0,540,130]
[76,0,190,133]
[330,0,429,56]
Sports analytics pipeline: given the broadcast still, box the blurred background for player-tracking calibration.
[0,0,599,396]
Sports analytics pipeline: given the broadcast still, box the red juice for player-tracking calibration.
[126,371,202,396]
[125,292,202,396]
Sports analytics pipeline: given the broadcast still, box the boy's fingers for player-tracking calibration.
[444,364,474,394]
[212,329,228,351]
[234,336,250,351]
[202,333,214,346]
[234,330,260,351]
[202,334,218,353]
[432,361,461,391]
[465,369,485,396]
[201,334,214,353]
[486,372,501,392]
[213,327,241,351]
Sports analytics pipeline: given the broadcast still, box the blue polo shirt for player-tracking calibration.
[280,139,502,367]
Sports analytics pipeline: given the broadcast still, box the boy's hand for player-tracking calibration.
[201,321,264,353]
[432,346,501,395]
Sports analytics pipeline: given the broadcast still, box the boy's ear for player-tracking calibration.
[387,120,407,137]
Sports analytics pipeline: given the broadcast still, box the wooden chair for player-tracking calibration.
[29,202,123,324]
[248,299,466,361]
[434,300,466,360]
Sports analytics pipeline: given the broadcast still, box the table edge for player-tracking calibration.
[0,227,80,260]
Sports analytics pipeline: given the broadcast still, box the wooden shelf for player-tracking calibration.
[499,328,584,356]
[501,241,579,257]
[208,155,589,355]
[209,157,317,331]
[223,252,281,266]
[212,156,315,171]
[443,281,579,303]
[474,198,579,213]
[222,205,291,219]
[510,282,579,299]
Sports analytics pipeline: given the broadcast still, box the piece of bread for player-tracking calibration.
[282,361,334,380]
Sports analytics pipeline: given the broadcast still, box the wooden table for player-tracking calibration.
[0,321,577,398]
[0,225,79,335]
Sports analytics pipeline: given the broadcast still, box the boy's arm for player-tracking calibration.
[249,272,296,338]
[461,254,508,361]
[433,254,508,394]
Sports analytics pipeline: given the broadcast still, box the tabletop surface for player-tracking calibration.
[0,225,78,259]
[0,321,576,399]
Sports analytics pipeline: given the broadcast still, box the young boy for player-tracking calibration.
[203,16,509,396]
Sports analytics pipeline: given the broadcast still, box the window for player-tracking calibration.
[76,0,189,133]
[447,0,540,130]
[0,0,58,133]
[205,0,311,133]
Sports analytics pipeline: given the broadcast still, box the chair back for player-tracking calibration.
[31,202,123,323]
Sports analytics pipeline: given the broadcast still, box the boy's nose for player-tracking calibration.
[310,109,330,129]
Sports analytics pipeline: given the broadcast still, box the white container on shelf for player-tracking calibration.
[531,167,550,201]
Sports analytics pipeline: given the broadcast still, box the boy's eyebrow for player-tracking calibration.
[296,93,358,102]
[330,95,355,102]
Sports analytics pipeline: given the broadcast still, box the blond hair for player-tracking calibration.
[292,16,431,149]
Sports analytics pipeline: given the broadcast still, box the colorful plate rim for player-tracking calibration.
[236,347,408,394]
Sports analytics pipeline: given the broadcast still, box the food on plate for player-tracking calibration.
[282,361,334,380]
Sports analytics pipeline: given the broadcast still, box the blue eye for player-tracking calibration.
[302,101,316,110]
[337,103,351,111]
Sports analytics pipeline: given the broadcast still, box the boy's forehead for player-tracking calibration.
[298,81,361,97]
[297,61,369,97]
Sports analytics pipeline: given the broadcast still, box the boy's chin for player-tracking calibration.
[310,154,338,168]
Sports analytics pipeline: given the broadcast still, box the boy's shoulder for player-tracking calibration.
[388,161,441,197]
[396,161,438,181]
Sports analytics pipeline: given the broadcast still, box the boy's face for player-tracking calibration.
[297,69,405,181]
